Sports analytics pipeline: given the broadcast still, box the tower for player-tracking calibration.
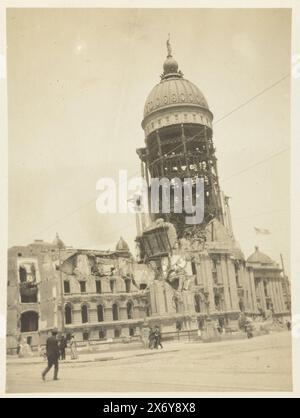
[137,37,224,238]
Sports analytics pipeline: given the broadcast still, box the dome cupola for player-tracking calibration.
[247,246,276,266]
[115,237,130,253]
[142,36,213,137]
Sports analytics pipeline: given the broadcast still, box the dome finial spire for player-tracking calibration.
[166,33,172,58]
[162,35,182,79]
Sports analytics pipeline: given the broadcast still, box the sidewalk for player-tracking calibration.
[8,330,281,367]
[6,343,184,366]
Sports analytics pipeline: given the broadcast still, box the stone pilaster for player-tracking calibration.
[72,309,82,325]
[277,280,285,312]
[226,257,239,311]
[202,254,215,313]
[273,280,281,313]
[220,255,231,311]
[89,307,98,323]
[259,281,267,311]
[105,307,113,322]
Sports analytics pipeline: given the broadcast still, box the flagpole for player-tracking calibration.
[280,253,286,276]
[254,227,271,252]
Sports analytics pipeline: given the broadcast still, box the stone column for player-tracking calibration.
[247,269,257,313]
[266,280,274,311]
[259,281,267,311]
[220,255,231,311]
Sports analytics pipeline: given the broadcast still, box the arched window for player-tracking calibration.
[20,311,38,332]
[112,303,119,321]
[19,266,27,283]
[97,304,104,322]
[81,305,88,324]
[65,305,72,324]
[127,301,133,320]
[125,279,131,293]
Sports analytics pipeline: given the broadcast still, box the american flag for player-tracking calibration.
[254,227,271,235]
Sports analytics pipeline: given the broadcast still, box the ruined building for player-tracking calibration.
[6,42,291,353]
[7,237,154,352]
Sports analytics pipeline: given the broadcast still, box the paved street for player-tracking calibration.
[6,332,292,394]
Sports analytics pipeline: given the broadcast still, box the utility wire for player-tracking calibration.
[20,74,290,245]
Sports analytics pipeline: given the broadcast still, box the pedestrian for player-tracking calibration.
[69,334,78,360]
[245,322,253,339]
[42,328,60,381]
[154,327,163,349]
[286,320,291,331]
[148,328,155,349]
[59,334,67,360]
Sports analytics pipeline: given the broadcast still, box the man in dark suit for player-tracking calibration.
[154,326,163,349]
[42,328,60,381]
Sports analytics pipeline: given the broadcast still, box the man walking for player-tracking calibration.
[42,328,60,381]
[154,326,163,349]
[148,328,155,349]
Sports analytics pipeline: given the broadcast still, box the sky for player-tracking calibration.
[7,8,291,272]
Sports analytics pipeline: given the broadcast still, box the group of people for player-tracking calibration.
[238,314,255,339]
[149,327,163,350]
[41,329,78,382]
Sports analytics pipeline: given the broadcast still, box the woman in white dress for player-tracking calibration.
[69,335,78,360]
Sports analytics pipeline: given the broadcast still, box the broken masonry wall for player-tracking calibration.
[37,253,58,331]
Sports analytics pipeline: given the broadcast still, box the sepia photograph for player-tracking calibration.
[1,0,300,399]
